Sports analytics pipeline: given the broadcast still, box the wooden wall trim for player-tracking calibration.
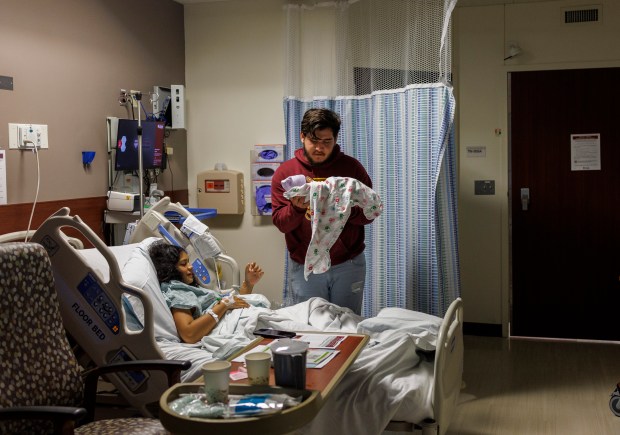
[0,189,188,246]
[0,197,108,244]
[164,189,188,205]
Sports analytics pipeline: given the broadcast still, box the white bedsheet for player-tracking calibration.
[79,242,440,434]
[158,297,438,434]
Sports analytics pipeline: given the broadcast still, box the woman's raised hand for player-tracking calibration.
[245,262,264,287]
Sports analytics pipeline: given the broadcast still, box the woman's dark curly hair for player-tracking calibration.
[148,242,188,284]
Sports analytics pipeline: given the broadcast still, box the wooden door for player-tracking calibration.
[510,68,620,340]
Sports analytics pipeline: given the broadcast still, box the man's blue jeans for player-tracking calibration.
[288,253,366,315]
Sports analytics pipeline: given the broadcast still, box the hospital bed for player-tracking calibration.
[25,203,463,434]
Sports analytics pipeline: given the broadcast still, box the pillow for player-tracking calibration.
[76,243,138,283]
[121,237,180,342]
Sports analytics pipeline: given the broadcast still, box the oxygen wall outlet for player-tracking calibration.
[8,123,49,149]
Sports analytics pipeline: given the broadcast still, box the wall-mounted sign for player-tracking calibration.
[571,133,601,171]
[466,146,486,158]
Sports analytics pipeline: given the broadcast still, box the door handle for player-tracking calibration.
[520,188,530,211]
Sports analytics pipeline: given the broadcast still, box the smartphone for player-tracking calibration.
[253,328,297,339]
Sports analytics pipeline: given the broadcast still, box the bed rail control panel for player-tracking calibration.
[77,273,120,335]
[109,347,149,392]
[192,258,211,284]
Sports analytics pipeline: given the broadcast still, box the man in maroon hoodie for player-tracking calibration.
[271,108,376,315]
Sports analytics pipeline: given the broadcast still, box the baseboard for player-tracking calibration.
[464,322,502,337]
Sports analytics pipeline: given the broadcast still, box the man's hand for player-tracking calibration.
[290,196,309,209]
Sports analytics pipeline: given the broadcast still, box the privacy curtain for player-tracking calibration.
[281,0,460,317]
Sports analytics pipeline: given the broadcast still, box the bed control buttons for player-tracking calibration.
[192,258,211,285]
[77,273,120,335]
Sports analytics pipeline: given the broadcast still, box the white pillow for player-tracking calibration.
[121,237,180,342]
[76,243,137,283]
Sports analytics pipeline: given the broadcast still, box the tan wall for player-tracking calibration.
[184,0,620,321]
[454,0,620,334]
[184,0,287,305]
[7,0,617,324]
[0,0,187,210]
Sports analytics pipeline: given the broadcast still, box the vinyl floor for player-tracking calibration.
[445,335,620,435]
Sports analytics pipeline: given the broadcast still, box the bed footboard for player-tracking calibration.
[384,297,463,435]
[432,297,464,435]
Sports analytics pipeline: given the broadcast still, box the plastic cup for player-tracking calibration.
[272,338,308,389]
[202,360,231,403]
[245,352,272,385]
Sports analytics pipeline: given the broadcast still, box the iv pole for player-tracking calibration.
[133,91,145,219]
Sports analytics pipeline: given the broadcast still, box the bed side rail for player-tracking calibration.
[129,197,241,293]
[30,209,170,417]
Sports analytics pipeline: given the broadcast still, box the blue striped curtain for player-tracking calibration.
[282,84,459,317]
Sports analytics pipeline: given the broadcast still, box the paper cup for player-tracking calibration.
[202,360,231,403]
[245,352,271,385]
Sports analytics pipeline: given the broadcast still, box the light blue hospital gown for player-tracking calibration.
[160,280,221,318]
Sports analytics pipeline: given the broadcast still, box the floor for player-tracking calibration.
[445,335,620,435]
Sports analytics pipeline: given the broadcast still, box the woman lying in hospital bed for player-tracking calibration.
[148,241,264,343]
[117,237,448,434]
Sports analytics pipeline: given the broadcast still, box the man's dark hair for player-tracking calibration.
[300,108,341,138]
[148,242,187,284]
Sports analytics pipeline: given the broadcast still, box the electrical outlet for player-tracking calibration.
[8,123,49,149]
[19,126,38,147]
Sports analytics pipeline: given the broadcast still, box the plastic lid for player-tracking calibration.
[271,338,309,355]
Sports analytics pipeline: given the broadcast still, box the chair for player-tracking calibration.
[0,242,189,434]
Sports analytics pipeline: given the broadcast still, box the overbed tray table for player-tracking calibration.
[159,332,369,435]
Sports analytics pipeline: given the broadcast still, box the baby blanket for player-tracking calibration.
[283,176,383,279]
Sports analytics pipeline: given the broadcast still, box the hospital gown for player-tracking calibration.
[160,280,222,317]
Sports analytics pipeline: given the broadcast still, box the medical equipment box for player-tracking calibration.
[197,169,245,215]
[107,191,140,212]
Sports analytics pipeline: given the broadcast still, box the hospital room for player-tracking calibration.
[0,0,619,434]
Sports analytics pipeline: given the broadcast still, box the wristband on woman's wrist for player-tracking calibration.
[206,308,219,323]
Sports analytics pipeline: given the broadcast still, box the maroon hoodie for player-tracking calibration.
[271,145,374,266]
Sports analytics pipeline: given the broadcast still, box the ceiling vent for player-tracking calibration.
[562,5,602,24]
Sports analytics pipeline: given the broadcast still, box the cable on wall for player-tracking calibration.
[24,143,41,242]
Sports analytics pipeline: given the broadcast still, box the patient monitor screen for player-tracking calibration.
[115,119,165,171]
